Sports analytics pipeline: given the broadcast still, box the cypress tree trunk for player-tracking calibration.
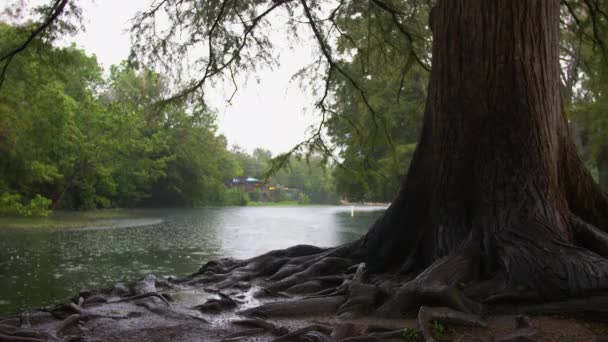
[194,0,608,323]
[598,145,608,191]
[358,0,608,301]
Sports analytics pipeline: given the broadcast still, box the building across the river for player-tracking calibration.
[229,177,302,201]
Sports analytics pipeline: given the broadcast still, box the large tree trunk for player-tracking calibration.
[598,144,608,191]
[358,0,608,301]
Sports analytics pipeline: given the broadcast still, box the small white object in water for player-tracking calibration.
[350,206,354,217]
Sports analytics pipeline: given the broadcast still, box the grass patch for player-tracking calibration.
[0,209,136,229]
[247,201,308,207]
[246,201,336,207]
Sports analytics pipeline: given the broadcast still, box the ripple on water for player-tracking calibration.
[77,218,164,231]
[0,206,385,316]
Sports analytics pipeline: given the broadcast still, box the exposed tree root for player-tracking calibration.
[255,287,291,299]
[132,274,158,294]
[55,313,81,336]
[82,294,108,307]
[265,257,354,293]
[339,337,381,342]
[330,322,361,340]
[453,336,489,342]
[0,334,47,342]
[110,283,130,296]
[285,280,326,294]
[571,213,608,258]
[111,292,171,306]
[375,246,482,317]
[240,296,347,318]
[300,331,334,342]
[336,263,379,318]
[181,245,335,290]
[8,330,47,340]
[223,327,266,339]
[0,323,52,342]
[270,324,333,342]
[192,292,237,313]
[231,318,289,335]
[366,329,406,340]
[0,320,18,327]
[418,306,487,342]
[0,325,17,335]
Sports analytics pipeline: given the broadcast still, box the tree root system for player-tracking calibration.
[2,244,608,342]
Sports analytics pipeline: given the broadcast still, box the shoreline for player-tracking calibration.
[0,205,388,229]
[1,270,606,341]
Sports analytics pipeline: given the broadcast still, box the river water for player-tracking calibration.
[0,206,384,316]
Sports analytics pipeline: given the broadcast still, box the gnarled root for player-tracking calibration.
[336,263,379,319]
[222,328,265,339]
[300,331,335,342]
[231,318,288,336]
[192,292,237,313]
[111,292,170,306]
[56,313,82,336]
[0,334,48,342]
[367,329,407,340]
[265,257,354,294]
[330,322,362,340]
[418,306,487,342]
[270,324,333,342]
[239,296,347,318]
[0,323,52,342]
[183,245,334,290]
[375,246,483,317]
[571,213,608,258]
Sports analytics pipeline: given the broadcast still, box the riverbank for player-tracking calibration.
[339,201,391,207]
[0,203,378,229]
[0,267,606,342]
[0,209,140,229]
[247,201,321,206]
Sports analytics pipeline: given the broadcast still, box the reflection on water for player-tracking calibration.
[0,206,384,315]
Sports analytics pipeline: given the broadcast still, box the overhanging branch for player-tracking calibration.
[0,0,69,90]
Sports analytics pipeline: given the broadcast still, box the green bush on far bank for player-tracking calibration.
[246,200,300,206]
[297,193,311,204]
[222,188,250,206]
[249,188,263,202]
[0,193,52,217]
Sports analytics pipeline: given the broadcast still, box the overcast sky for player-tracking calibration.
[23,0,321,155]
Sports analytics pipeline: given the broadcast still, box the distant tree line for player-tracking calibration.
[0,23,343,215]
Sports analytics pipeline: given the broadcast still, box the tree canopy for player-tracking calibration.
[0,21,341,213]
[2,0,608,205]
[126,0,608,201]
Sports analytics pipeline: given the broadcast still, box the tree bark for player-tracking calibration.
[597,144,608,192]
[357,0,608,301]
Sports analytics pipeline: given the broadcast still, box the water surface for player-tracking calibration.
[0,206,384,315]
